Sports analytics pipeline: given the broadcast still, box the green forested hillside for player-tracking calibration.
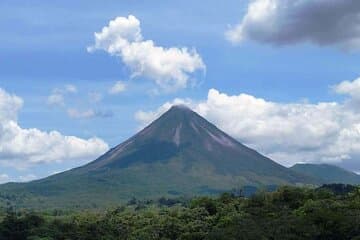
[0,185,359,240]
[291,164,360,185]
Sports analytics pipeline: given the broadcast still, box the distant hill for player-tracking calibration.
[0,105,314,209]
[290,163,360,185]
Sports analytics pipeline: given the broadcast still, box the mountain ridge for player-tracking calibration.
[290,163,360,185]
[0,105,315,209]
[76,105,309,181]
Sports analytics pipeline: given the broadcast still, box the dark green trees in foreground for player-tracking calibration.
[0,184,360,240]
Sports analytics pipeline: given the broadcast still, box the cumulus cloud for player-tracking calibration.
[0,89,23,123]
[333,77,360,100]
[109,81,127,95]
[88,15,205,92]
[67,108,113,119]
[226,0,360,50]
[135,77,360,171]
[0,88,109,170]
[332,78,360,111]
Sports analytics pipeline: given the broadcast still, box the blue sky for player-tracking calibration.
[2,0,360,182]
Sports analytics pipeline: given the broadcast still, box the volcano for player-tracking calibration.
[0,105,313,209]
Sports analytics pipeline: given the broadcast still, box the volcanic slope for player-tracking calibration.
[0,105,314,209]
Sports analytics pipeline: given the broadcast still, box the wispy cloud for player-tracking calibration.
[47,84,78,107]
[67,108,113,119]
[109,81,127,95]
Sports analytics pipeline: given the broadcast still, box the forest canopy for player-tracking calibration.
[0,184,359,240]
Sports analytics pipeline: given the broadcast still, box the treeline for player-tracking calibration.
[0,184,359,240]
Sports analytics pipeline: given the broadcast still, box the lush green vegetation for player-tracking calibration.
[0,184,359,240]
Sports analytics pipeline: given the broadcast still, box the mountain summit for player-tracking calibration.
[82,105,306,180]
[84,104,262,171]
[0,106,313,209]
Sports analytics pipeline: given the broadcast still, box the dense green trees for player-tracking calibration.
[0,185,359,240]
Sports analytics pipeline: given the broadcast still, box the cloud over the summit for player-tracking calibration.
[135,77,360,172]
[226,0,360,50]
[0,88,109,170]
[88,15,205,92]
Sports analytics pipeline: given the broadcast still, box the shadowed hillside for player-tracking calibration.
[291,163,360,185]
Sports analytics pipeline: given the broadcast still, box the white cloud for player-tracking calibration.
[0,88,23,122]
[0,88,109,170]
[88,15,205,92]
[47,85,78,107]
[18,174,37,182]
[0,174,10,184]
[65,84,77,93]
[135,98,193,129]
[135,77,360,171]
[67,108,113,119]
[47,92,65,107]
[226,0,360,50]
[333,77,360,100]
[109,81,127,95]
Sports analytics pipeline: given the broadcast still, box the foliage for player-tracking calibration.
[0,184,359,240]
